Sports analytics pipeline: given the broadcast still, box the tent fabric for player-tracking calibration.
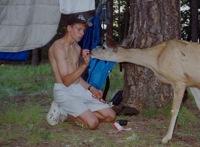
[59,0,95,14]
[0,0,60,52]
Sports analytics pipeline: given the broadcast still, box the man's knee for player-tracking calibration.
[105,110,116,122]
[87,118,99,129]
[109,112,116,122]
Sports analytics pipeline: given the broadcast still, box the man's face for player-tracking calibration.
[68,23,86,42]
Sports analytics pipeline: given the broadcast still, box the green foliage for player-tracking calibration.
[177,105,198,129]
[105,64,124,101]
[111,0,200,42]
[0,103,43,126]
[0,63,125,146]
[0,63,200,146]
[141,100,172,118]
[0,101,46,145]
[0,64,54,100]
[112,0,129,42]
[181,0,191,40]
[142,94,198,131]
[28,128,54,144]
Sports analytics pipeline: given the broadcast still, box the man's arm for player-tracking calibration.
[53,46,88,86]
[80,77,103,100]
[62,64,87,86]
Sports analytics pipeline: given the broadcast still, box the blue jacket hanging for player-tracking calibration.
[79,13,116,90]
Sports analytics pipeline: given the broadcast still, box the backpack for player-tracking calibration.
[110,90,123,106]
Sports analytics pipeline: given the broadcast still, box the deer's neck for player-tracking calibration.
[117,47,158,70]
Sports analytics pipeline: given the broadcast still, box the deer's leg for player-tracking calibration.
[162,83,185,143]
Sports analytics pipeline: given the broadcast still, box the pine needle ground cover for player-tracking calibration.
[0,63,200,147]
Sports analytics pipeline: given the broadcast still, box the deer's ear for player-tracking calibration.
[106,35,118,49]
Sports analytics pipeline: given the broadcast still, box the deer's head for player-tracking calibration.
[91,35,119,61]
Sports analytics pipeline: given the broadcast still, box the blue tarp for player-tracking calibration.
[0,50,29,61]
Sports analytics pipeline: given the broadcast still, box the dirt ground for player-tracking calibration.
[1,94,200,147]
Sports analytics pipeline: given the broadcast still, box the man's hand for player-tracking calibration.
[90,86,106,103]
[82,49,90,66]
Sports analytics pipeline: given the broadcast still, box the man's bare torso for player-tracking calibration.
[48,37,81,84]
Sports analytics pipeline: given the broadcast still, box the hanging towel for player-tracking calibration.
[59,0,95,14]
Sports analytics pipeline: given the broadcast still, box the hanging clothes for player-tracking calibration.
[0,0,60,52]
[0,0,96,61]
[95,0,111,25]
[79,1,116,90]
[59,0,95,14]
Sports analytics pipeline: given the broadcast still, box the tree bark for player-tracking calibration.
[122,0,180,110]
[191,0,199,42]
[106,0,113,37]
[117,0,121,42]
[31,49,39,66]
[124,0,130,38]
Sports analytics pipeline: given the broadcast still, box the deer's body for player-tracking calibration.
[91,36,200,143]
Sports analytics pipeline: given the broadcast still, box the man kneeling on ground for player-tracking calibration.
[46,13,116,129]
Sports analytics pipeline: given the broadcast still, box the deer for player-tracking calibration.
[90,35,200,143]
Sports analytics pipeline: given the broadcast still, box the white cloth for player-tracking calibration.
[59,0,95,14]
[0,0,60,52]
[54,83,110,117]
[0,0,95,52]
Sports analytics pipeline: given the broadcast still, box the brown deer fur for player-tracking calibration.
[91,35,200,143]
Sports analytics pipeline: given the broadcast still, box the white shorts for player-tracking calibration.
[53,83,110,117]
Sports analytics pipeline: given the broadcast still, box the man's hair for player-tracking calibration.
[66,14,92,27]
[59,11,93,37]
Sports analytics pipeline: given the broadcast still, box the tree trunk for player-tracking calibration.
[106,0,113,37]
[31,49,39,66]
[117,0,121,42]
[122,0,180,110]
[191,0,199,42]
[124,0,130,38]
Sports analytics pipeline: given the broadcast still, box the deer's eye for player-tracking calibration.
[102,46,105,50]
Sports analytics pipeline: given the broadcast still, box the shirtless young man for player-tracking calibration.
[46,14,116,129]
